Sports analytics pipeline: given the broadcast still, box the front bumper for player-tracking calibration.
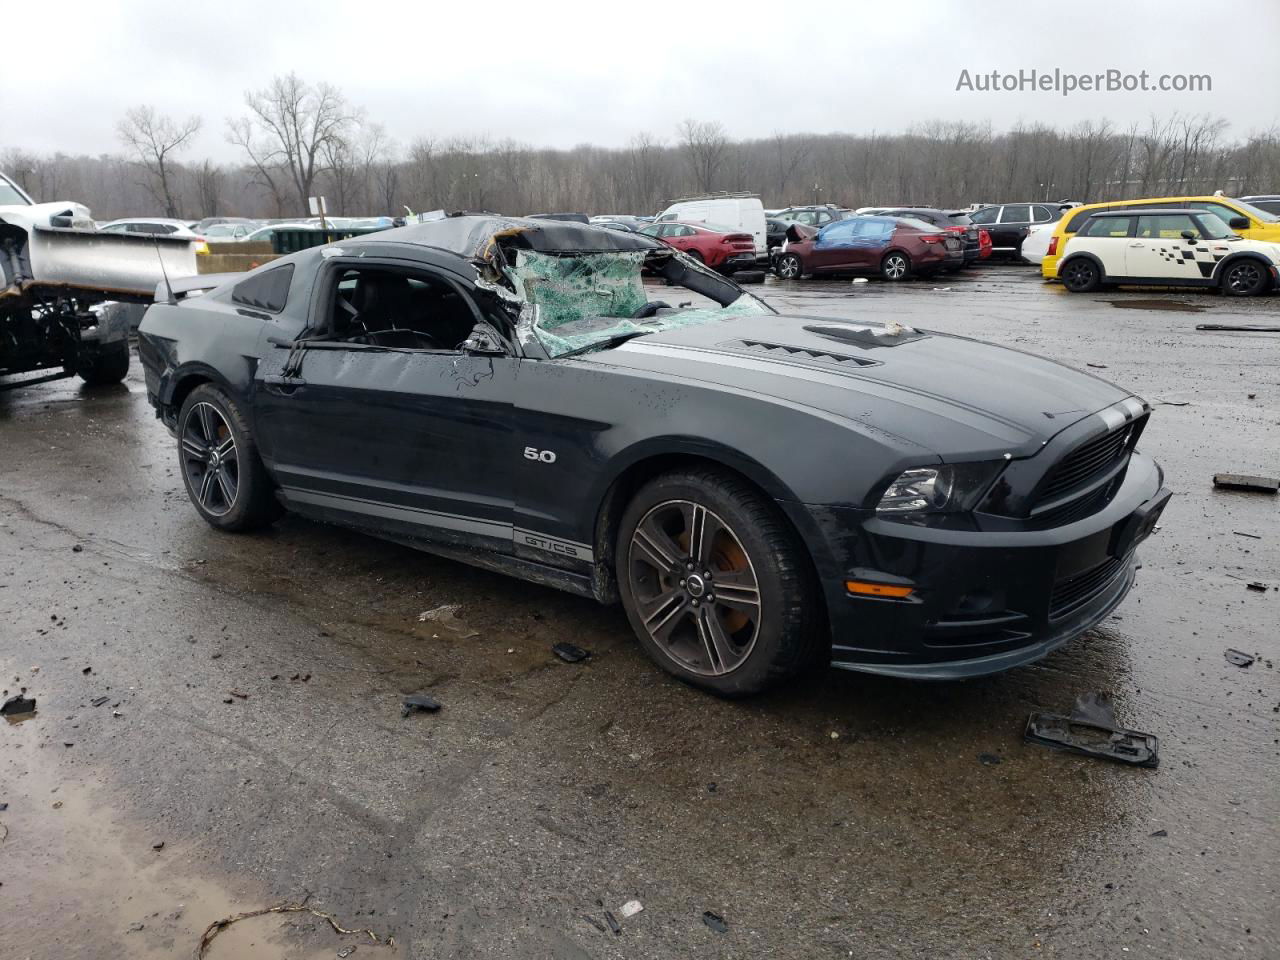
[782,452,1167,680]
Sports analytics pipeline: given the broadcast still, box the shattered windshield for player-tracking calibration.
[511,249,772,359]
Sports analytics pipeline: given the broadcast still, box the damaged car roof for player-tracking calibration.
[350,215,664,260]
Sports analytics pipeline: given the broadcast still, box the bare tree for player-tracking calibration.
[230,74,359,215]
[677,119,729,195]
[194,160,223,216]
[116,105,201,217]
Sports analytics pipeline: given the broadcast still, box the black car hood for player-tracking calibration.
[588,314,1132,460]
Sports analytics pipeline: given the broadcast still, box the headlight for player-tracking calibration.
[875,462,1004,515]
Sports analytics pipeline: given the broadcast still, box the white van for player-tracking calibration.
[655,196,767,259]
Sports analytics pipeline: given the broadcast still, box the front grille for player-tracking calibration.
[1027,476,1121,529]
[1049,556,1125,620]
[1039,421,1138,502]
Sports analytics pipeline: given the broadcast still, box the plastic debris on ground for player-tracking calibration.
[1,694,36,721]
[702,911,729,933]
[1224,649,1256,668]
[618,900,643,919]
[978,753,1002,766]
[418,604,461,622]
[552,642,591,663]
[604,911,621,935]
[1024,692,1158,768]
[1212,473,1279,494]
[401,693,442,718]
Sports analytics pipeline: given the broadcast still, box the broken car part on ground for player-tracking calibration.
[135,215,1170,696]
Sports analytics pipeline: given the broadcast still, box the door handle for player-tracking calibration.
[1128,242,1145,247]
[262,375,306,396]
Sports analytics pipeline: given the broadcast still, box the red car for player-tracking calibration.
[637,221,757,273]
[773,215,964,281]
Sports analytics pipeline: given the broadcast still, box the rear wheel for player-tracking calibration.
[616,468,824,696]
[880,251,911,281]
[177,383,281,532]
[1060,258,1101,292]
[774,253,802,280]
[77,340,130,385]
[1221,259,1269,296]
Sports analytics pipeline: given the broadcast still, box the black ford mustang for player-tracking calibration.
[137,216,1170,696]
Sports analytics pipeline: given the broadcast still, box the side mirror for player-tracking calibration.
[1181,230,1197,242]
[461,324,506,356]
[1228,216,1250,230]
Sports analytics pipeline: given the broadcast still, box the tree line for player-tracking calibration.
[4,73,1280,220]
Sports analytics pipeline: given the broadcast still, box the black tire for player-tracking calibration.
[77,340,130,386]
[734,269,766,285]
[1060,257,1101,292]
[880,251,911,281]
[1221,258,1269,297]
[177,383,282,532]
[774,253,802,280]
[616,468,824,697]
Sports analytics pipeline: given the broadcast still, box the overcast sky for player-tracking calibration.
[5,0,1280,160]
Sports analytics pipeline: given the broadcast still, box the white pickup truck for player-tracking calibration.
[0,172,197,388]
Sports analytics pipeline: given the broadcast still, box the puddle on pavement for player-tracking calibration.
[1107,298,1207,312]
[0,714,397,960]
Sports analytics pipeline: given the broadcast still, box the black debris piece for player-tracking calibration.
[1196,323,1280,333]
[1024,693,1158,768]
[978,753,1002,766]
[71,544,83,553]
[1,695,36,717]
[552,642,591,663]
[702,911,729,934]
[1213,473,1279,494]
[1233,531,1262,540]
[1150,829,1168,838]
[0,802,8,811]
[81,666,92,675]
[401,694,442,718]
[1087,363,1107,369]
[604,911,621,935]
[1246,582,1268,593]
[90,696,110,708]
[152,840,165,850]
[1224,649,1256,668]
[581,914,607,933]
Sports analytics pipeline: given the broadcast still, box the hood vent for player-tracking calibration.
[727,339,880,367]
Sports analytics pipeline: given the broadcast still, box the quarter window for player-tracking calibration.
[232,264,295,313]
[1080,217,1133,238]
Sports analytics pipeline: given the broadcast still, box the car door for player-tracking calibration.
[1125,213,1207,280]
[805,220,860,272]
[252,257,518,555]
[1074,215,1134,275]
[995,204,1032,252]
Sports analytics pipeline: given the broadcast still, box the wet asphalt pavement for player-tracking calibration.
[1,265,1277,959]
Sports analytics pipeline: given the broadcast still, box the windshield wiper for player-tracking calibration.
[558,330,656,359]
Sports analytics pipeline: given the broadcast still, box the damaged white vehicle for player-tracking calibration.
[0,172,197,388]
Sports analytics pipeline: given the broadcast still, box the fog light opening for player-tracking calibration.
[845,580,914,599]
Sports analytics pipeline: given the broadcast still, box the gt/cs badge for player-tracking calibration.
[523,447,557,463]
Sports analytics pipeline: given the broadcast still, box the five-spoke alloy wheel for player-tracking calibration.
[627,499,763,677]
[616,469,823,696]
[181,401,240,517]
[176,383,282,532]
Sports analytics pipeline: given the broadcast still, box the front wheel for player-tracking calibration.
[77,340,130,385]
[774,253,802,280]
[1060,258,1101,292]
[177,383,282,531]
[616,469,824,696]
[880,252,911,281]
[1221,259,1269,296]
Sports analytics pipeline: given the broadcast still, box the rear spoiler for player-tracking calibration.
[156,272,242,303]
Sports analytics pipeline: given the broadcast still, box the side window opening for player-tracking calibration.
[325,265,478,352]
[232,263,295,313]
